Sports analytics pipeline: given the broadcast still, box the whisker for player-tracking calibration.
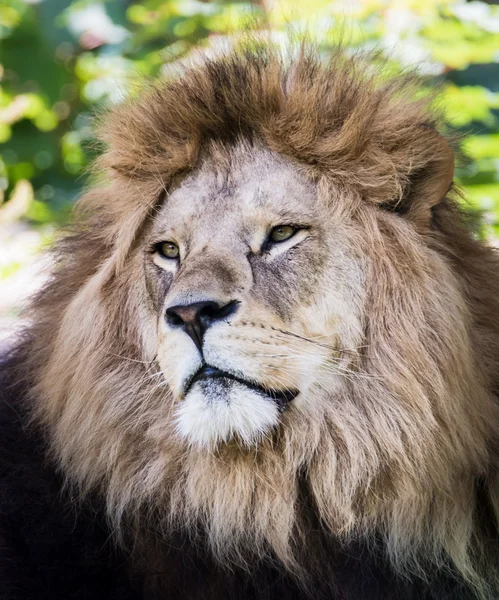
[140,371,165,384]
[269,326,341,351]
[103,351,157,366]
[149,379,171,394]
[236,346,374,383]
[263,326,371,356]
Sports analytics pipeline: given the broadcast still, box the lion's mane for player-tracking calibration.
[14,44,499,597]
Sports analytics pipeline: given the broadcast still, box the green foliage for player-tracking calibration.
[1,0,499,237]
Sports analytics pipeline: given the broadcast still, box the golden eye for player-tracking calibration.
[157,241,179,259]
[269,225,297,243]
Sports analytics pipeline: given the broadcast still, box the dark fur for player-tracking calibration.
[0,352,482,599]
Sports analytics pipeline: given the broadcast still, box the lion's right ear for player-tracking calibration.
[383,131,455,227]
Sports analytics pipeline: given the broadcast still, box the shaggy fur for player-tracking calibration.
[1,43,499,600]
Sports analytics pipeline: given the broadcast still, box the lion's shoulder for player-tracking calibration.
[0,350,477,599]
[0,351,137,600]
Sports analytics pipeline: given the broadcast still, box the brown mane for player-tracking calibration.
[17,43,499,598]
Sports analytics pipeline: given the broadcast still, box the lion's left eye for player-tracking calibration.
[156,241,179,259]
[269,225,297,244]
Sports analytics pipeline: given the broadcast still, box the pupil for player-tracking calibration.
[161,243,177,257]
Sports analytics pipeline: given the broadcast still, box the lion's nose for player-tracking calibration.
[165,299,239,351]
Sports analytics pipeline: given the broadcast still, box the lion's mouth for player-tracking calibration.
[184,364,299,408]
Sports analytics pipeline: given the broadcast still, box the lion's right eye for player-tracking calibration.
[269,225,297,243]
[156,242,180,259]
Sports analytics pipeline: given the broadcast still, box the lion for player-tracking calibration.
[1,43,499,600]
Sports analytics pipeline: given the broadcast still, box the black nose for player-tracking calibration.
[165,300,239,350]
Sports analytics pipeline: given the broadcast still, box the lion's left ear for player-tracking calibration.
[386,133,454,226]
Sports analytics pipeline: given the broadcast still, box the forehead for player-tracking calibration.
[152,143,318,234]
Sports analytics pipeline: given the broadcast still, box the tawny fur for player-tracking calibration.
[18,44,499,598]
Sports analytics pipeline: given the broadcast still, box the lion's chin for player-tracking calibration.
[174,379,281,449]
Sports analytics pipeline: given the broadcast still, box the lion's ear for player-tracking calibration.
[384,133,454,226]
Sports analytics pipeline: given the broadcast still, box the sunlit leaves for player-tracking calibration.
[441,85,499,127]
[0,1,25,40]
[0,0,498,239]
[465,135,499,160]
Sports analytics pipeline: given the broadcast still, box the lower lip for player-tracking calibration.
[186,367,299,407]
[196,366,226,379]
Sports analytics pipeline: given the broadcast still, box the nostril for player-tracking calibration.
[199,303,218,320]
[165,299,240,331]
[219,300,239,319]
[165,308,184,327]
[201,299,239,324]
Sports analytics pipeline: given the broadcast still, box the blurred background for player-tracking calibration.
[1,0,499,343]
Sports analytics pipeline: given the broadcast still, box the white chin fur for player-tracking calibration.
[174,380,280,449]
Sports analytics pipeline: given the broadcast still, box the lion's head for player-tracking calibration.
[25,45,499,596]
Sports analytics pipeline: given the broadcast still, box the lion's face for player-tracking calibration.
[143,143,365,449]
